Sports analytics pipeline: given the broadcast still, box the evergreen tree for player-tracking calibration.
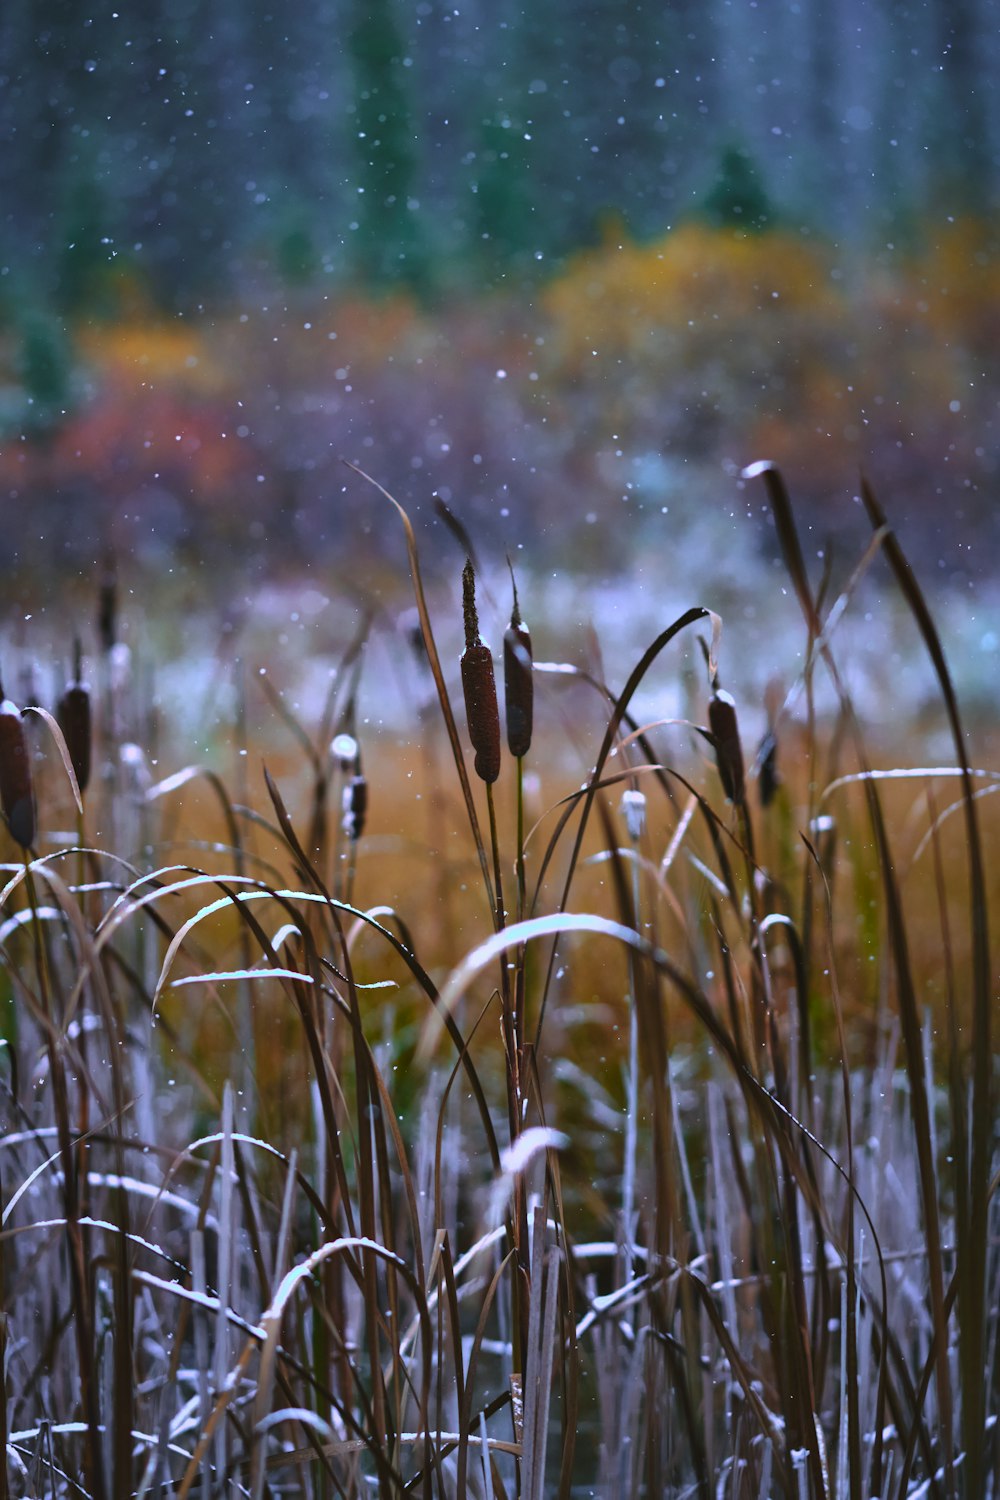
[473,111,536,276]
[18,312,71,423]
[56,178,114,316]
[702,145,773,231]
[348,0,425,288]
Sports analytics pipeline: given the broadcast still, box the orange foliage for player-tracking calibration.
[53,382,252,505]
[77,318,226,394]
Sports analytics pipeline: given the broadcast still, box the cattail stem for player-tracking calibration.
[512,757,529,1051]
[25,865,106,1500]
[486,781,506,933]
[486,782,515,1074]
[485,773,527,1376]
[515,758,526,921]
[620,796,644,1315]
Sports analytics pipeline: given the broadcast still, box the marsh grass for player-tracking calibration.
[0,466,996,1498]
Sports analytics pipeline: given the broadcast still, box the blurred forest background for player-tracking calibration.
[0,0,998,590]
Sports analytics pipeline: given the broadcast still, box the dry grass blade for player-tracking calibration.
[861,473,992,1500]
[434,494,482,578]
[533,605,709,1043]
[3,454,993,1496]
[504,563,533,760]
[344,460,495,908]
[257,669,323,779]
[742,460,820,637]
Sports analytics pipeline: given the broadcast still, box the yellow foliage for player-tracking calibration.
[902,217,1000,351]
[543,222,838,371]
[77,319,224,393]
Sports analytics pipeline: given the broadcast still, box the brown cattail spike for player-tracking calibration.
[336,735,368,842]
[503,562,533,758]
[460,561,501,784]
[98,551,117,653]
[757,729,780,808]
[57,640,92,795]
[708,690,745,806]
[0,688,36,849]
[342,773,369,843]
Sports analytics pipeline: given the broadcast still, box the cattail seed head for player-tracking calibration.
[0,689,36,849]
[57,642,92,795]
[460,560,501,784]
[98,552,118,654]
[462,644,501,784]
[342,773,368,842]
[708,690,745,806]
[504,616,533,758]
[503,557,532,756]
[757,729,780,808]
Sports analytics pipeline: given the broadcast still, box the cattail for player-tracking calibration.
[757,729,780,808]
[758,676,782,809]
[708,689,745,806]
[398,606,427,664]
[332,729,368,843]
[342,771,369,843]
[503,563,533,758]
[56,639,92,795]
[460,560,501,784]
[0,681,36,849]
[98,551,118,654]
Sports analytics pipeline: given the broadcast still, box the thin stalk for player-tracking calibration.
[25,863,106,1500]
[515,757,527,922]
[514,755,528,1059]
[486,779,530,1398]
[485,779,513,1080]
[621,853,641,1305]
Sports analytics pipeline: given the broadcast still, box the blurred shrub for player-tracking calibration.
[76,316,225,393]
[541,216,999,534]
[2,216,998,579]
[543,220,837,373]
[904,217,1000,355]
